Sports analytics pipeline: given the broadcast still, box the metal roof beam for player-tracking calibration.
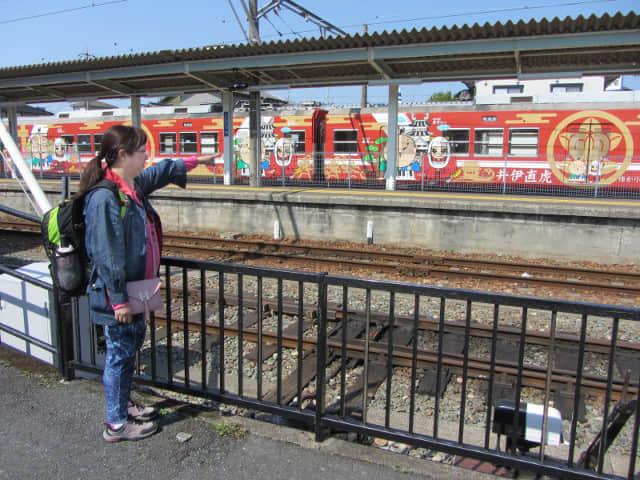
[368,47,393,79]
[183,67,225,92]
[87,78,136,95]
[29,85,66,100]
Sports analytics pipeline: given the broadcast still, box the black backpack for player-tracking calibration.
[41,179,128,298]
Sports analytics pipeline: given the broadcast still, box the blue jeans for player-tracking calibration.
[103,320,147,424]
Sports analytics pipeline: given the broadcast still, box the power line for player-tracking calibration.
[0,0,127,25]
[254,0,621,40]
[339,0,621,31]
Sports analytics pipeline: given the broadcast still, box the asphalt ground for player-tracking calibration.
[0,345,498,480]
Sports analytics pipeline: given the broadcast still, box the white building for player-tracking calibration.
[473,75,640,105]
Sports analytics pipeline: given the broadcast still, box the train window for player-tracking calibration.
[493,85,524,94]
[333,130,358,153]
[179,132,198,154]
[93,134,103,152]
[445,129,470,154]
[508,128,539,156]
[159,133,176,154]
[77,135,91,153]
[61,135,75,152]
[474,129,503,156]
[284,130,306,153]
[551,83,583,93]
[77,135,92,155]
[200,132,219,154]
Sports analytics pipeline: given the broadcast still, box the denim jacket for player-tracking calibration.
[83,158,187,326]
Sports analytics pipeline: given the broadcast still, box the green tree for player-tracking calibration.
[428,91,454,102]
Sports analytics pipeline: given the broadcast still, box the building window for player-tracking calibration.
[159,133,176,154]
[284,130,306,153]
[77,134,92,154]
[508,128,539,156]
[474,129,503,156]
[493,85,524,94]
[200,132,219,154]
[551,83,583,93]
[445,129,470,154]
[179,132,198,153]
[333,130,358,153]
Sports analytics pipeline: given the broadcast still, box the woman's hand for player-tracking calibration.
[196,154,217,166]
[114,304,133,324]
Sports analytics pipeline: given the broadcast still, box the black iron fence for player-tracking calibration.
[60,256,640,480]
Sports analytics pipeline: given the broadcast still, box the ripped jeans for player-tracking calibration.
[103,320,147,424]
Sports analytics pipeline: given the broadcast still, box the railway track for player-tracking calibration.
[158,287,638,402]
[2,219,639,296]
[161,233,640,295]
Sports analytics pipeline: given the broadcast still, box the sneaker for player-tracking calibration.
[127,400,158,421]
[103,419,158,442]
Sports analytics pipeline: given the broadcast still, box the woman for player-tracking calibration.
[79,124,213,442]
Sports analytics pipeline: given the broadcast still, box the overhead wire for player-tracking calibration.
[273,9,304,39]
[264,14,285,38]
[253,0,622,40]
[0,0,127,25]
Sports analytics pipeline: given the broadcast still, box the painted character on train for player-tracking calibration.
[559,118,622,184]
[26,125,53,169]
[424,136,457,183]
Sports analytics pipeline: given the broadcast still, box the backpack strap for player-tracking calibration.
[90,179,128,219]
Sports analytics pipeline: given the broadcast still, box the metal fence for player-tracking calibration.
[62,256,640,480]
[3,147,640,199]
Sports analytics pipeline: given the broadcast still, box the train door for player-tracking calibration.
[312,108,328,182]
[561,119,615,184]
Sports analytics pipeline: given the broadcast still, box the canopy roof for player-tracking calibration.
[0,11,638,105]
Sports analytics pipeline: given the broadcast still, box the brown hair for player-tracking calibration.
[76,124,147,196]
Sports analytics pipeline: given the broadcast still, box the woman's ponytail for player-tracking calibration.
[75,124,146,197]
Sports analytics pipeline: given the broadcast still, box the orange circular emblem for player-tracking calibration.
[546,110,633,186]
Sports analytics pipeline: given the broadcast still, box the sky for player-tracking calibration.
[0,0,638,112]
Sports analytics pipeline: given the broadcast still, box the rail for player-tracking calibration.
[64,256,640,480]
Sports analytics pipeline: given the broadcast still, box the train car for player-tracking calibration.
[11,102,640,193]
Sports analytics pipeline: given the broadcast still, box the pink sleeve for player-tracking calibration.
[112,302,129,310]
[183,156,198,172]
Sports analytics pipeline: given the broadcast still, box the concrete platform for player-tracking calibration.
[2,180,639,264]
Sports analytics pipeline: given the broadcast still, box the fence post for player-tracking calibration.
[51,287,75,380]
[314,272,329,442]
[503,155,507,194]
[61,176,70,201]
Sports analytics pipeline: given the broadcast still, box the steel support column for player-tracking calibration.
[249,91,261,188]
[130,95,142,128]
[223,90,234,185]
[386,84,398,191]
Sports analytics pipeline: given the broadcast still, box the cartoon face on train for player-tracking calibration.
[27,125,52,165]
[559,118,622,180]
[551,113,631,185]
[427,136,451,169]
[274,137,294,167]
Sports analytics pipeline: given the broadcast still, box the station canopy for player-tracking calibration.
[0,11,638,105]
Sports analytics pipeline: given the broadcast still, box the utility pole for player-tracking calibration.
[248,0,260,44]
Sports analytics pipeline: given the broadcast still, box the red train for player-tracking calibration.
[10,103,640,191]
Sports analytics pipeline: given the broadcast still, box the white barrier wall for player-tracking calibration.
[0,262,56,365]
